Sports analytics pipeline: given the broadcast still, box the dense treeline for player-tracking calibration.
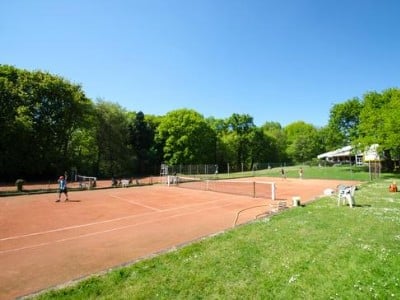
[1,65,399,181]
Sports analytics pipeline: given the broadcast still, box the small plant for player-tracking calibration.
[15,179,24,192]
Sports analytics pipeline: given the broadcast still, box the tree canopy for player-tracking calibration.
[155,109,216,165]
[357,89,400,162]
[0,65,92,179]
[1,64,399,181]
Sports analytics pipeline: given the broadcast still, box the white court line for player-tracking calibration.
[0,202,237,254]
[109,194,162,212]
[0,197,230,242]
[1,195,161,242]
[0,214,140,242]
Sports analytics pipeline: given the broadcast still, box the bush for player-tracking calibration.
[15,179,24,192]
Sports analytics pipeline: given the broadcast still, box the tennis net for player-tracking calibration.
[168,175,276,200]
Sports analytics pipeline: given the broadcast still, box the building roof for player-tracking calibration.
[317,144,380,161]
[317,145,353,159]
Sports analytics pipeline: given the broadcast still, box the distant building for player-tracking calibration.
[317,144,380,165]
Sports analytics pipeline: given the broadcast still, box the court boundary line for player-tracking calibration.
[109,194,162,211]
[1,195,241,242]
[0,201,244,255]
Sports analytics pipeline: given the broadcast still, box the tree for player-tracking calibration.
[247,128,278,167]
[94,101,131,177]
[144,114,164,174]
[128,111,155,174]
[285,121,321,163]
[0,65,25,179]
[68,127,98,176]
[0,65,92,180]
[357,89,400,169]
[260,121,287,163]
[382,89,400,163]
[206,117,230,170]
[325,98,363,149]
[155,109,216,165]
[224,113,256,168]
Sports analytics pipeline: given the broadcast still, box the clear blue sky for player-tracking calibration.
[2,0,400,127]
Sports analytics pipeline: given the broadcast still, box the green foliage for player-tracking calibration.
[261,121,287,162]
[155,109,216,165]
[206,117,231,167]
[247,128,278,165]
[322,89,400,171]
[34,178,400,299]
[128,111,155,174]
[327,98,363,147]
[284,121,321,163]
[357,91,388,148]
[223,113,258,167]
[0,65,92,179]
[2,64,400,179]
[68,128,98,175]
[94,101,132,177]
[358,89,400,157]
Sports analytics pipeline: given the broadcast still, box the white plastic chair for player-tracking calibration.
[337,185,356,208]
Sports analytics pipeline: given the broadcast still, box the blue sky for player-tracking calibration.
[2,0,400,127]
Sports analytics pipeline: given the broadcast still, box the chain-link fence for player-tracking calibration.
[160,162,294,177]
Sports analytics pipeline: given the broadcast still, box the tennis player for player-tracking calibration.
[56,175,69,202]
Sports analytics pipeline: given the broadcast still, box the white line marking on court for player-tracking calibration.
[0,214,144,242]
[0,202,238,254]
[109,194,162,212]
[1,198,163,242]
[0,197,245,243]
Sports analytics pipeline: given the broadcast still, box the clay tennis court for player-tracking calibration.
[0,177,360,299]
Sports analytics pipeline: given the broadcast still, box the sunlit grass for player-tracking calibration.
[33,178,400,299]
[226,164,397,182]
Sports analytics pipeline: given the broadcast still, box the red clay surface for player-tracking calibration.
[0,177,360,299]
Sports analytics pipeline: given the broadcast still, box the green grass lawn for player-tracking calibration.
[245,165,387,182]
[32,175,400,299]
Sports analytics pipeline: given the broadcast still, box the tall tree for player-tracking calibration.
[155,109,216,165]
[145,114,164,174]
[326,98,363,149]
[285,121,321,163]
[261,121,286,162]
[0,65,92,180]
[128,111,155,174]
[247,128,278,167]
[225,113,255,167]
[206,117,229,168]
[381,89,400,162]
[94,101,131,177]
[0,65,24,179]
[357,89,400,168]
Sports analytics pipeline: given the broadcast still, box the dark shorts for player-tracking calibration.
[59,188,68,194]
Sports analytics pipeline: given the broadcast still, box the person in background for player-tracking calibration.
[299,167,304,179]
[281,168,286,179]
[56,175,69,202]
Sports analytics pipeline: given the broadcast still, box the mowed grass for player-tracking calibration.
[240,165,379,181]
[33,177,400,299]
